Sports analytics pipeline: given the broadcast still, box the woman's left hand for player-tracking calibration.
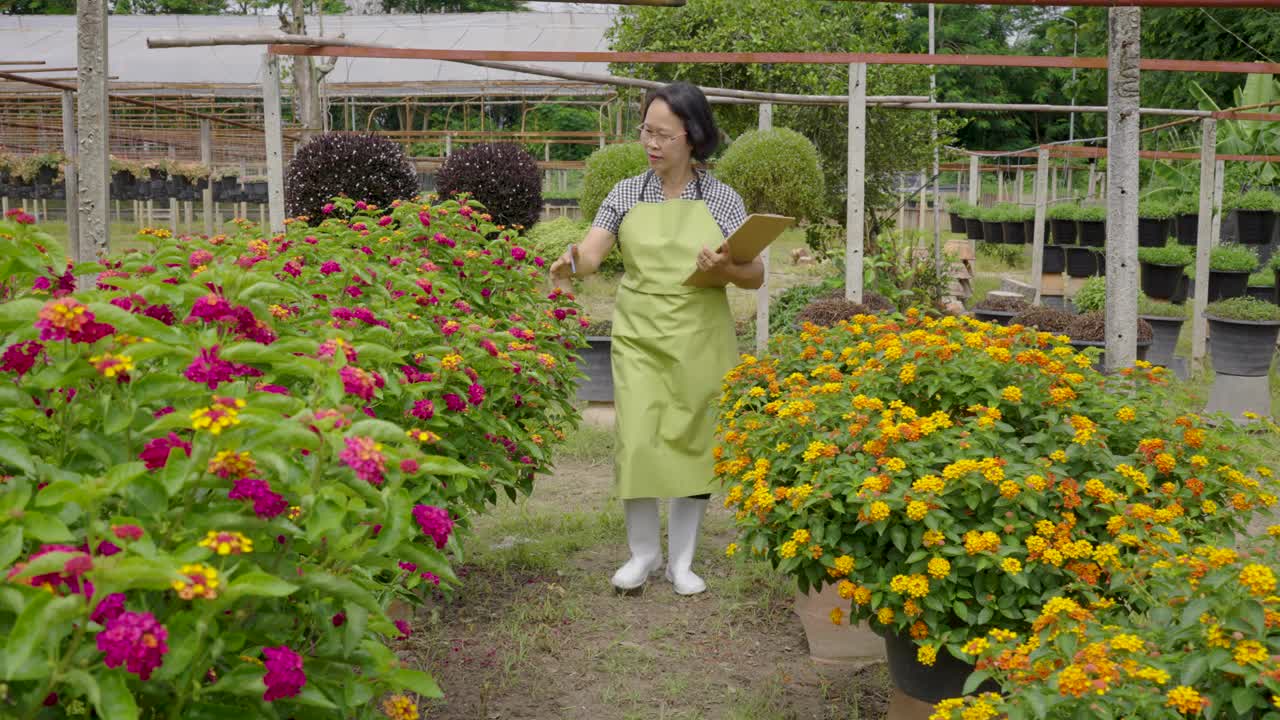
[696,244,732,276]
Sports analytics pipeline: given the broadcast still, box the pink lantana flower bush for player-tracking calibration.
[0,196,585,717]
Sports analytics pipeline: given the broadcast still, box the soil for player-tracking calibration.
[973,295,1029,313]
[1065,312,1155,343]
[1010,306,1076,334]
[797,298,872,327]
[397,458,893,720]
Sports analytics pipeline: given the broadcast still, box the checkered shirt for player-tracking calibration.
[591,170,748,240]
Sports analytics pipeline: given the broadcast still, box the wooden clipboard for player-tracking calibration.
[683,213,795,287]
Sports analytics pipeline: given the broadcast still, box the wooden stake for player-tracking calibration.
[756,102,773,355]
[846,63,867,304]
[169,197,179,235]
[1031,148,1050,304]
[1104,6,1142,372]
[262,52,286,234]
[1191,119,1217,366]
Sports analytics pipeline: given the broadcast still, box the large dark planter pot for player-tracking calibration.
[1208,270,1250,302]
[32,184,52,200]
[1077,220,1106,247]
[1141,261,1188,301]
[1176,214,1199,246]
[1043,245,1066,274]
[1206,315,1280,377]
[1138,217,1170,248]
[35,166,57,185]
[1024,219,1050,244]
[1002,221,1027,245]
[1274,269,1280,305]
[1234,210,1277,245]
[1068,338,1153,372]
[1247,285,1274,303]
[1141,315,1185,369]
[981,221,1004,244]
[575,336,614,402]
[972,309,1019,326]
[964,218,983,241]
[246,181,268,203]
[1050,219,1077,245]
[948,212,966,233]
[880,629,996,704]
[1066,247,1099,277]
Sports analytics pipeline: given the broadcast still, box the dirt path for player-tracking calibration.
[397,457,891,720]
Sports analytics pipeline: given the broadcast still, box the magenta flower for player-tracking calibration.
[34,299,113,343]
[479,339,498,357]
[91,592,126,625]
[394,620,412,638]
[113,524,144,541]
[400,459,419,474]
[433,233,456,248]
[354,201,368,211]
[97,611,168,680]
[139,433,192,470]
[1,341,43,377]
[344,285,362,299]
[229,478,288,519]
[339,436,386,486]
[510,246,527,261]
[262,646,306,702]
[378,216,393,227]
[412,504,454,549]
[331,613,346,627]
[509,327,534,341]
[409,399,435,421]
[467,383,486,407]
[319,261,342,275]
[401,366,433,384]
[322,203,335,214]
[188,249,213,268]
[444,394,467,413]
[340,366,384,402]
[32,276,51,291]
[184,345,262,390]
[188,294,234,324]
[458,205,473,218]
[418,211,431,227]
[143,303,176,326]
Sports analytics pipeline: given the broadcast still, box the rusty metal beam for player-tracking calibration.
[824,0,1274,6]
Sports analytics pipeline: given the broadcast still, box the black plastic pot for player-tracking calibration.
[964,218,983,241]
[880,628,996,704]
[972,309,1019,326]
[1141,315,1185,369]
[1077,220,1106,247]
[1138,217,1170,248]
[1066,247,1099,278]
[1068,338,1153,373]
[1050,218,1077,245]
[1234,210,1276,245]
[1275,269,1280,305]
[32,184,52,200]
[1043,245,1066,274]
[575,336,614,402]
[1208,270,1250,302]
[1176,214,1199,246]
[35,165,57,185]
[1002,221,1027,245]
[1025,219,1050,244]
[1171,274,1190,305]
[1247,285,1274,302]
[1141,261,1188,301]
[1206,315,1280,377]
[981,221,1004,244]
[948,212,966,233]
[246,181,268,203]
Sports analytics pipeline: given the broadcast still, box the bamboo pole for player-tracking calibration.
[1104,6,1141,373]
[846,63,867,304]
[1031,148,1050,304]
[756,102,772,356]
[1191,119,1217,366]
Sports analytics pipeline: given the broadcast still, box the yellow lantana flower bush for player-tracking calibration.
[716,310,1277,665]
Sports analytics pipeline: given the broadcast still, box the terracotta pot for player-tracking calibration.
[793,585,885,666]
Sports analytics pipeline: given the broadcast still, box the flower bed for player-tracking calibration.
[0,196,585,717]
[715,312,1274,673]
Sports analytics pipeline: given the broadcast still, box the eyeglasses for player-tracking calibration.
[637,125,687,146]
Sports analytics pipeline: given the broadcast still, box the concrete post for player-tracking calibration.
[967,155,980,206]
[1191,120,1217,367]
[76,0,110,260]
[1031,147,1050,305]
[262,52,286,234]
[201,120,213,236]
[61,91,80,258]
[1104,6,1142,372]
[845,63,867,304]
[756,102,773,355]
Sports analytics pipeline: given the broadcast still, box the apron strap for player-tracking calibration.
[639,169,704,202]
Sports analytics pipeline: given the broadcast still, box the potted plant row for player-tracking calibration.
[946,201,971,234]
[1137,199,1175,248]
[1207,243,1259,302]
[1224,188,1279,244]
[1138,241,1192,302]
[1205,296,1280,378]
[0,152,66,200]
[1173,194,1201,246]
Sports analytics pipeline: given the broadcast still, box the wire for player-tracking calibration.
[1198,9,1276,65]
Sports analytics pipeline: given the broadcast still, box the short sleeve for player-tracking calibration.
[591,185,625,236]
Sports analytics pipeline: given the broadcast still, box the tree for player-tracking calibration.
[4,0,76,13]
[378,0,524,11]
[607,0,958,219]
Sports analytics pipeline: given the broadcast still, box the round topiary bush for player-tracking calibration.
[434,143,543,229]
[581,143,649,222]
[715,128,825,222]
[285,133,418,224]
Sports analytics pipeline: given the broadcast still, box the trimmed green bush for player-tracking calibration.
[716,128,826,222]
[1209,244,1260,273]
[580,143,649,223]
[1224,189,1280,212]
[1205,296,1280,321]
[435,143,543,229]
[1072,276,1107,313]
[524,216,624,275]
[1138,242,1194,267]
[1138,199,1176,220]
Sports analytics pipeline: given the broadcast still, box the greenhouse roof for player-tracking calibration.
[0,12,617,98]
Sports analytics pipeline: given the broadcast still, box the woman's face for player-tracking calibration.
[641,98,693,174]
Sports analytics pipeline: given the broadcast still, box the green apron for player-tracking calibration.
[612,172,737,499]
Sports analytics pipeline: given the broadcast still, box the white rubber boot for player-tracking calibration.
[665,497,708,596]
[611,498,663,591]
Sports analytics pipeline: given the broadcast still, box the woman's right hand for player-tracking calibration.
[549,244,578,280]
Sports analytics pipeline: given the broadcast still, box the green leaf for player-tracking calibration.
[0,431,35,475]
[225,571,299,601]
[93,557,182,593]
[3,590,50,679]
[0,298,44,332]
[97,671,141,720]
[343,604,369,658]
[0,526,22,569]
[386,667,443,698]
[298,572,381,614]
[21,511,73,542]
[1026,691,1048,719]
[219,342,283,366]
[416,454,480,478]
[396,543,460,585]
[962,669,991,695]
[1233,687,1260,715]
[952,600,971,624]
[293,684,339,709]
[347,419,408,443]
[64,668,102,708]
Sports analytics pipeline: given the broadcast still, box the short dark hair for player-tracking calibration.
[642,82,720,162]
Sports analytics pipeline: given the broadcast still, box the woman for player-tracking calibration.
[550,82,764,596]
